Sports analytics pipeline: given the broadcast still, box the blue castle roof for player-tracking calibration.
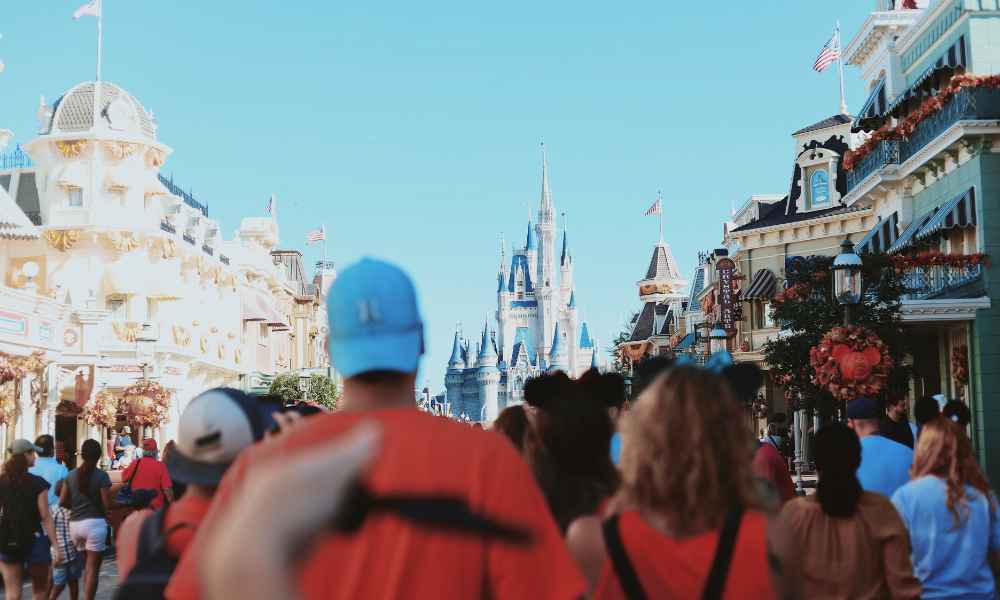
[448,330,464,368]
[549,322,566,362]
[507,254,535,294]
[510,327,536,367]
[561,229,569,266]
[478,323,497,362]
[526,220,537,251]
[568,290,576,309]
[579,321,594,349]
[591,348,601,370]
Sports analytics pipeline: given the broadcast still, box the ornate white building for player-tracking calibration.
[445,152,597,422]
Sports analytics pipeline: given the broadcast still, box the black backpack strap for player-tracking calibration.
[135,507,169,562]
[701,507,744,600]
[601,515,648,600]
[125,459,143,487]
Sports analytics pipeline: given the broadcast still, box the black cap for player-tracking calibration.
[34,434,54,458]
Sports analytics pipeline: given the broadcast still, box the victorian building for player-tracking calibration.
[0,80,330,464]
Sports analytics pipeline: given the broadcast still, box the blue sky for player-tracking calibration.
[0,1,872,389]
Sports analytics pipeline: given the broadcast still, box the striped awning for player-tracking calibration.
[674,332,696,351]
[854,77,888,131]
[916,187,976,242]
[855,212,899,254]
[887,35,968,116]
[887,209,938,254]
[742,269,778,301]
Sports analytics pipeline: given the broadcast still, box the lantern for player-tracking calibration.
[709,322,728,355]
[832,239,863,307]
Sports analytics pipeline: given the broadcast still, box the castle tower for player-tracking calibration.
[560,227,574,304]
[462,340,481,420]
[548,321,568,373]
[445,328,465,417]
[476,323,501,422]
[590,340,602,371]
[565,289,579,376]
[535,147,557,358]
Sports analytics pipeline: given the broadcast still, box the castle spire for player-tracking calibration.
[560,222,570,267]
[540,142,552,211]
[448,328,464,369]
[525,218,537,251]
[478,321,497,362]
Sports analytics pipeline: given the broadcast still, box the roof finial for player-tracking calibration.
[540,142,552,210]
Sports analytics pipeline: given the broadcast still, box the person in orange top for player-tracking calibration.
[115,388,268,583]
[166,257,586,600]
[565,366,792,599]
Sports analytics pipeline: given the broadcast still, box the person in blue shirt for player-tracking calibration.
[892,417,1000,600]
[28,434,67,506]
[848,396,913,498]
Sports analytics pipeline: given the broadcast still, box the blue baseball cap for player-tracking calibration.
[847,396,881,420]
[326,257,424,378]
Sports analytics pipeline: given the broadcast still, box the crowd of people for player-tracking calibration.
[0,257,996,599]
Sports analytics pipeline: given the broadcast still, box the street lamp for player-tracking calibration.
[709,322,728,355]
[832,239,863,325]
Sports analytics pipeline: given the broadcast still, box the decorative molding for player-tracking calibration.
[157,237,176,259]
[103,141,140,160]
[104,231,139,253]
[112,321,142,343]
[899,297,991,322]
[43,229,81,252]
[171,325,191,347]
[199,337,208,354]
[146,148,165,168]
[55,140,87,159]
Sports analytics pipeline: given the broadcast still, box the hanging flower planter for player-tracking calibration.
[809,326,893,402]
[952,345,969,387]
[85,391,119,429]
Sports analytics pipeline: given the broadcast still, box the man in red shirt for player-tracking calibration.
[166,257,586,600]
[121,438,173,510]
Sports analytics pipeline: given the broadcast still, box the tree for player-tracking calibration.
[763,254,911,415]
[268,372,340,411]
[608,311,639,376]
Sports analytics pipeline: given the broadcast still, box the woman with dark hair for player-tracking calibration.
[0,439,60,600]
[566,367,785,598]
[492,405,529,453]
[59,439,112,600]
[774,423,921,599]
[524,372,619,533]
[892,418,1000,599]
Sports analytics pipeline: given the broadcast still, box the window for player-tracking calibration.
[258,322,269,345]
[68,188,83,207]
[107,296,127,320]
[810,170,830,207]
[146,298,158,321]
[753,302,775,329]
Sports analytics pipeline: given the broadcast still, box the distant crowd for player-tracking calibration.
[0,257,995,600]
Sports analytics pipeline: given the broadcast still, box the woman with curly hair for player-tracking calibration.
[892,418,1000,599]
[565,366,790,599]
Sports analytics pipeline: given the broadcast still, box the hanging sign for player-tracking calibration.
[716,258,737,335]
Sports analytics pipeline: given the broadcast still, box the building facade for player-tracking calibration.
[445,153,596,422]
[0,80,330,464]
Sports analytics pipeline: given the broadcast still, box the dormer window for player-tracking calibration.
[68,187,83,208]
[810,169,830,208]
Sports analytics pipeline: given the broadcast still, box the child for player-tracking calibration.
[50,480,83,600]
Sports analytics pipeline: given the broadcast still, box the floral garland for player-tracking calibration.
[122,380,171,428]
[890,252,989,270]
[809,326,893,402]
[951,345,969,386]
[845,74,1000,171]
[0,381,18,426]
[85,391,119,428]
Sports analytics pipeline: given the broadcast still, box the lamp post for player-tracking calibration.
[832,239,863,326]
[709,322,728,355]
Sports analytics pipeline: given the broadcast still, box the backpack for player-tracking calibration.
[114,508,190,600]
[0,480,39,559]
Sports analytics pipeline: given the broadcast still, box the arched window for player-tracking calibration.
[810,170,830,207]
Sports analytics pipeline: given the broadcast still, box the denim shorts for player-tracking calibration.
[53,555,83,586]
[0,533,51,566]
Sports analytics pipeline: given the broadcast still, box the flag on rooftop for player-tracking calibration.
[813,27,841,73]
[644,197,662,217]
[265,194,275,215]
[73,0,101,20]
[307,226,326,245]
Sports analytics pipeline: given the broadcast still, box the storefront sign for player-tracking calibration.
[716,258,738,335]
[0,311,28,337]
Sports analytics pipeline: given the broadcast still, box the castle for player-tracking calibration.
[445,151,597,422]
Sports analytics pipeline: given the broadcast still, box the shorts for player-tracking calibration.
[53,555,83,585]
[0,533,51,566]
[69,519,108,553]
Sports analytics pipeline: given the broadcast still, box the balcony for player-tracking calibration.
[182,233,195,245]
[846,87,1000,193]
[220,255,230,265]
[25,211,41,226]
[160,220,176,234]
[158,174,208,217]
[202,244,214,256]
[900,263,985,301]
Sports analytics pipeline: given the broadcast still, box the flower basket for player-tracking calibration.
[951,346,969,387]
[122,380,171,428]
[85,391,119,428]
[809,326,893,402]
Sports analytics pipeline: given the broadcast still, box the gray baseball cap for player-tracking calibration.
[9,439,42,456]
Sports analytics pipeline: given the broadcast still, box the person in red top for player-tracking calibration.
[116,388,267,581]
[753,440,797,504]
[566,366,794,599]
[121,439,173,510]
[166,257,586,600]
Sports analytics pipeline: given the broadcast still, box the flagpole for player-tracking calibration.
[96,1,103,83]
[836,21,848,115]
[323,224,327,264]
[657,190,663,243]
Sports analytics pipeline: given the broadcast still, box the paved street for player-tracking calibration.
[0,558,120,600]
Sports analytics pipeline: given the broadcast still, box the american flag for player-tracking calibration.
[813,28,841,73]
[644,197,662,217]
[265,194,275,215]
[306,226,326,245]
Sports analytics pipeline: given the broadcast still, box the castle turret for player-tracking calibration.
[548,321,568,373]
[477,323,501,422]
[536,145,556,289]
[560,227,574,303]
[445,328,464,417]
[580,321,595,374]
[590,343,602,371]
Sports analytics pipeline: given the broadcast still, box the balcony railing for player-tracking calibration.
[158,174,208,217]
[182,233,195,245]
[847,88,1000,193]
[900,263,984,300]
[25,211,41,226]
[202,244,214,256]
[220,255,230,265]
[160,220,176,234]
[0,145,32,170]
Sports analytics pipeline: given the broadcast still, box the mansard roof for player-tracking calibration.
[644,242,681,281]
[629,301,656,342]
[728,195,864,233]
[792,113,852,136]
